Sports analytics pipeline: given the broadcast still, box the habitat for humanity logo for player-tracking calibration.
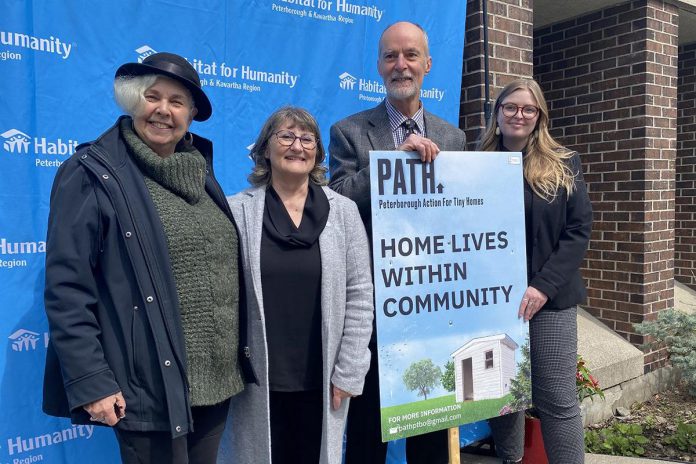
[339,72,357,90]
[136,45,157,62]
[0,30,73,59]
[0,237,45,269]
[337,70,445,102]
[8,329,47,351]
[1,128,77,167]
[1,129,31,154]
[338,70,385,95]
[0,237,46,254]
[338,70,384,103]
[131,45,299,91]
[6,424,95,456]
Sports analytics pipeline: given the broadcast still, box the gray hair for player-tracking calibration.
[248,106,328,187]
[378,21,430,59]
[113,74,194,116]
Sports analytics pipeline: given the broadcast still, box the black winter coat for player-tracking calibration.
[42,117,256,438]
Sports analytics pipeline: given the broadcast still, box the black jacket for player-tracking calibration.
[42,116,256,438]
[528,152,593,310]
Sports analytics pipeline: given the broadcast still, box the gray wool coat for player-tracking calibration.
[218,185,374,464]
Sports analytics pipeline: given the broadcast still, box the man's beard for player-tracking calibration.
[385,73,418,101]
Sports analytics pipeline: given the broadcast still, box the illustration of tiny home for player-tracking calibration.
[451,333,518,402]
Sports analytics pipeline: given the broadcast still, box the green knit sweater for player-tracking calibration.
[121,120,244,406]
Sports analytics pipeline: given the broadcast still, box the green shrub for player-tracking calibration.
[665,422,696,452]
[634,309,696,397]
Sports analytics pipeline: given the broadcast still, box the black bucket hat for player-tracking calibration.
[115,52,212,121]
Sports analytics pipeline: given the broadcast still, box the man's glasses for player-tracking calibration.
[274,130,317,149]
[500,103,539,119]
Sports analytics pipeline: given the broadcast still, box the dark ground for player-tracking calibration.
[586,381,696,462]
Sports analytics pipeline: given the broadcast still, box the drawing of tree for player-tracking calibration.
[403,359,442,400]
[441,360,455,392]
[508,335,532,411]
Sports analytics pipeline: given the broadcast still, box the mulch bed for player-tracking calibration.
[586,381,696,462]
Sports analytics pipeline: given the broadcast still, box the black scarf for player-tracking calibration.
[263,183,329,248]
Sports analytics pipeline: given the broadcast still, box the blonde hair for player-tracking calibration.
[477,78,576,201]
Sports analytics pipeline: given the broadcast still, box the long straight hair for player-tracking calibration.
[478,78,575,201]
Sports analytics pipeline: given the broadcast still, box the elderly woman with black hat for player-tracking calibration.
[42,52,255,464]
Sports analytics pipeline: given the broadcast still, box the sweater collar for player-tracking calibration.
[120,118,206,204]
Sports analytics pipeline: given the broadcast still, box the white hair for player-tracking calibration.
[113,75,195,117]
[113,75,158,116]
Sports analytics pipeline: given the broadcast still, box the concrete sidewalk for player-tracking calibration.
[460,451,676,463]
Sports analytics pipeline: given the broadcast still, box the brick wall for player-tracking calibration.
[533,0,678,371]
[676,43,696,290]
[461,0,533,148]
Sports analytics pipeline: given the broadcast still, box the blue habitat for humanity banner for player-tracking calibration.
[369,151,531,442]
[0,1,466,463]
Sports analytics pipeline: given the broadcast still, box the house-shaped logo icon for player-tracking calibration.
[8,329,41,351]
[135,45,157,63]
[339,72,357,90]
[1,129,31,154]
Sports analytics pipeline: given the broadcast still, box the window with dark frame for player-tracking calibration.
[485,350,493,369]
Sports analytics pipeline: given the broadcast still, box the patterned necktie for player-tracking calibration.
[402,118,417,136]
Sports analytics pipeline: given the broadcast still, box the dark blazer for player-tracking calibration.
[328,101,467,235]
[528,152,593,310]
[42,116,255,438]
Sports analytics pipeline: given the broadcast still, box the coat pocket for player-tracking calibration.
[129,303,168,422]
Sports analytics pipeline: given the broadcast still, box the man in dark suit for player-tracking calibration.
[328,21,467,464]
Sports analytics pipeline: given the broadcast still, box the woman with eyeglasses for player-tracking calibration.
[223,107,373,464]
[478,78,593,464]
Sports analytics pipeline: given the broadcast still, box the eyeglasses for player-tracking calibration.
[274,130,317,150]
[500,103,539,119]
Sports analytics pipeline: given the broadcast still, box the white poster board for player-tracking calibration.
[370,151,531,441]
